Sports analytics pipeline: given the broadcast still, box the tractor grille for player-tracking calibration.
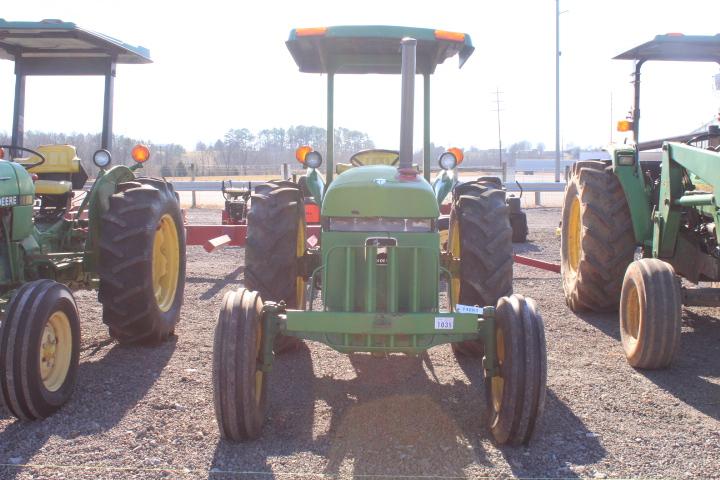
[321,240,440,313]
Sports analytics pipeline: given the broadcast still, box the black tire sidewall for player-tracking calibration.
[100,179,186,343]
[1,280,80,419]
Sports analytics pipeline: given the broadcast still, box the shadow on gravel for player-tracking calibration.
[642,309,720,421]
[575,311,621,341]
[0,336,176,480]
[187,265,244,300]
[210,348,494,479]
[456,355,607,478]
[576,307,720,421]
[513,241,542,254]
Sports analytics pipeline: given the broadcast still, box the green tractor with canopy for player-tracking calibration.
[0,20,186,420]
[213,26,547,445]
[561,34,720,369]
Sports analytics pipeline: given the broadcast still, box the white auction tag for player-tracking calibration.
[455,304,483,315]
[434,317,454,330]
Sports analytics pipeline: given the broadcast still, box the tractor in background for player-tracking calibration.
[0,20,185,420]
[213,26,546,445]
[561,33,720,369]
[221,180,251,225]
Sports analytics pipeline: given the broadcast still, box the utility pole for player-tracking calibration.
[555,0,561,182]
[492,87,505,181]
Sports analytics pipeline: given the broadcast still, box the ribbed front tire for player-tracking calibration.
[486,294,547,445]
[213,288,268,441]
[0,280,80,420]
[620,259,681,369]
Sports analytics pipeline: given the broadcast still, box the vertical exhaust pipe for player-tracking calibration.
[398,37,417,177]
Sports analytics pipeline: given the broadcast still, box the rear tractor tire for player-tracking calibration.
[486,294,547,445]
[213,288,269,441]
[561,161,635,312]
[619,259,681,369]
[448,180,513,357]
[99,178,186,344]
[0,280,80,420]
[245,181,306,353]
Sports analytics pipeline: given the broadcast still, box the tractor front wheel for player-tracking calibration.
[213,288,269,441]
[0,280,80,420]
[620,259,681,369]
[485,294,547,445]
[99,178,186,344]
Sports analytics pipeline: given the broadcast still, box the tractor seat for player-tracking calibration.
[223,187,248,195]
[15,145,81,174]
[15,145,84,196]
[34,180,73,196]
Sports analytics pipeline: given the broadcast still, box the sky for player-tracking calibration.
[1,0,719,153]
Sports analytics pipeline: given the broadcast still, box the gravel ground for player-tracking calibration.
[1,207,719,479]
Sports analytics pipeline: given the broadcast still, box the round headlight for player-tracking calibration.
[305,151,323,169]
[93,149,112,168]
[438,151,457,170]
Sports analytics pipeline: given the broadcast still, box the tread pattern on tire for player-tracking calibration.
[620,259,681,369]
[245,181,305,353]
[451,181,513,356]
[486,294,546,446]
[99,178,186,344]
[0,280,80,420]
[561,161,636,312]
[213,288,267,441]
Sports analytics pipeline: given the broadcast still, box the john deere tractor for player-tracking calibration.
[0,20,186,419]
[561,34,720,369]
[213,26,547,445]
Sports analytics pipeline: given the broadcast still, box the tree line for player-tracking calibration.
[1,128,599,178]
[0,126,374,177]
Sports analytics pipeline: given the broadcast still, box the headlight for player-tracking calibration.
[438,152,457,170]
[305,151,323,169]
[93,149,112,168]
[617,154,635,166]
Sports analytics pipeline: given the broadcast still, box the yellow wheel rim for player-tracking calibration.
[491,327,505,413]
[624,283,641,348]
[254,318,264,407]
[40,311,72,392]
[449,215,461,309]
[153,214,180,312]
[567,197,582,273]
[295,218,306,309]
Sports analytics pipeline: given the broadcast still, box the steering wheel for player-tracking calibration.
[349,149,400,167]
[0,145,46,170]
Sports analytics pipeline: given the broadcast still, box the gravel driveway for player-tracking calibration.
[1,207,718,479]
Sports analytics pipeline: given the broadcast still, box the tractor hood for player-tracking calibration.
[0,161,34,201]
[321,166,440,218]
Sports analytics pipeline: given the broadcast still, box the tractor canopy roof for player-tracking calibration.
[286,25,473,74]
[614,34,720,63]
[0,19,152,66]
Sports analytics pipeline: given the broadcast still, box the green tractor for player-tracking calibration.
[0,20,186,419]
[213,26,547,445]
[561,34,720,369]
